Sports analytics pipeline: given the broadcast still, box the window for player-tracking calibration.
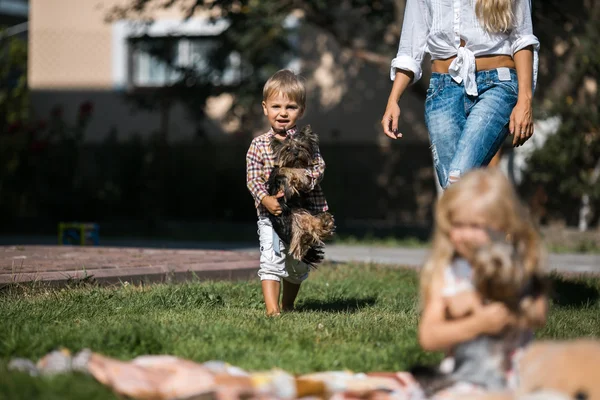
[127,36,242,88]
[0,0,29,18]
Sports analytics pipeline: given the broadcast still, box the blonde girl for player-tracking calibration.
[413,168,548,398]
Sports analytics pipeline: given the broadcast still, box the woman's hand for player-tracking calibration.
[381,70,413,140]
[382,101,402,139]
[509,98,534,147]
[511,46,535,148]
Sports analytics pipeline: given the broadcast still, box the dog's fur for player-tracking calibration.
[411,236,549,396]
[266,125,335,267]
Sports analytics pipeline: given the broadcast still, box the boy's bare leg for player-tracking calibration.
[261,280,281,316]
[282,280,301,312]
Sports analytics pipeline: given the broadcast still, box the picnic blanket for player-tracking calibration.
[8,347,424,400]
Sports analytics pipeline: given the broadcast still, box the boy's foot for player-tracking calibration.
[266,311,281,317]
[281,280,301,312]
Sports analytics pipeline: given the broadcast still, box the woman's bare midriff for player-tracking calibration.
[431,39,516,73]
[431,54,515,73]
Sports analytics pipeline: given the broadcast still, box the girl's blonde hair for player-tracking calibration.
[419,168,543,308]
[475,0,514,33]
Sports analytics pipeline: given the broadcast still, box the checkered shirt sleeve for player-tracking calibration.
[246,138,269,206]
[302,145,328,213]
[306,147,326,190]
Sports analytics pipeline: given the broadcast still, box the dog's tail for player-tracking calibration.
[291,211,336,268]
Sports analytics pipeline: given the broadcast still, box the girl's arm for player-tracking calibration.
[445,290,482,319]
[418,275,514,352]
[530,295,548,327]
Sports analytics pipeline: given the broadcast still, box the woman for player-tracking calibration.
[381,0,539,189]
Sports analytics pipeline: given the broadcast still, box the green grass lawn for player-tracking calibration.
[1,263,600,399]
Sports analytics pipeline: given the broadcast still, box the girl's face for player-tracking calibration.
[449,207,498,259]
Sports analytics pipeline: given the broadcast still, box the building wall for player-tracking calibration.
[29,0,204,89]
[29,0,112,89]
[28,0,429,145]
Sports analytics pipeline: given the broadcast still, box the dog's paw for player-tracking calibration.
[318,213,336,237]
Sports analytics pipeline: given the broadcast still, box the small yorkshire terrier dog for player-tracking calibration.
[266,125,335,267]
[411,234,549,395]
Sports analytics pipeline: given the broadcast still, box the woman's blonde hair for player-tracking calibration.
[419,168,543,308]
[475,0,514,33]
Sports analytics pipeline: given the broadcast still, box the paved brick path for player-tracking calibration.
[0,246,259,286]
[1,241,598,287]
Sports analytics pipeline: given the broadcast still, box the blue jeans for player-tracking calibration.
[425,68,518,189]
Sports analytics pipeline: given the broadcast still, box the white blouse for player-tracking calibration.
[390,0,540,96]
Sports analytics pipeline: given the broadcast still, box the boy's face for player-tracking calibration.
[262,92,304,134]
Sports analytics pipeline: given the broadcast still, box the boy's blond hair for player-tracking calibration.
[419,168,544,308]
[263,69,306,110]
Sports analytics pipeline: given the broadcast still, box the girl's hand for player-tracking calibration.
[381,101,402,139]
[509,98,534,147]
[445,291,481,319]
[477,302,515,335]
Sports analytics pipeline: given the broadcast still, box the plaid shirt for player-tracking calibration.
[246,126,329,218]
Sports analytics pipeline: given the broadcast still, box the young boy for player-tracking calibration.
[246,69,329,316]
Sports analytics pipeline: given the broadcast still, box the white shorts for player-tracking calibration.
[257,217,310,284]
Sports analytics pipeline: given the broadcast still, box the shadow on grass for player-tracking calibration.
[296,297,377,313]
[549,274,600,308]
